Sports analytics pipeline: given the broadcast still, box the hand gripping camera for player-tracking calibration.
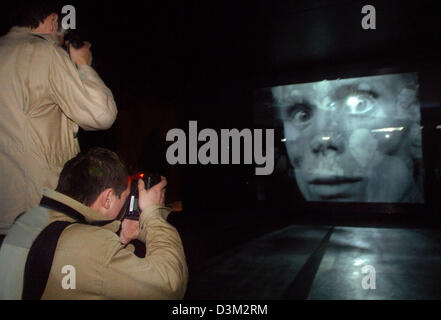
[62,30,84,53]
[118,173,162,221]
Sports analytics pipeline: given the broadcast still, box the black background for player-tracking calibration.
[1,0,441,266]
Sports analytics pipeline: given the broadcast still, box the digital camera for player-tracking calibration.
[62,30,84,53]
[118,173,162,221]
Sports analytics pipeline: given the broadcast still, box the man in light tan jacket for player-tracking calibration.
[0,2,118,236]
[0,148,188,300]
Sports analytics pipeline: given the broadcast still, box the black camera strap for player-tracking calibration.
[40,196,86,223]
[31,34,48,42]
[22,197,84,300]
[41,196,112,227]
[22,196,117,299]
[22,220,75,300]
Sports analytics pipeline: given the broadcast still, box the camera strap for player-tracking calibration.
[22,220,76,300]
[32,34,46,41]
[22,196,116,299]
[22,197,85,300]
[40,196,86,223]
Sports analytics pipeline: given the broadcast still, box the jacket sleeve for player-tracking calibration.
[102,206,189,300]
[48,46,118,131]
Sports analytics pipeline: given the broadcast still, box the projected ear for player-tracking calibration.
[409,124,423,161]
[396,80,422,161]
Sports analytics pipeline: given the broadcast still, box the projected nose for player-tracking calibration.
[311,133,345,155]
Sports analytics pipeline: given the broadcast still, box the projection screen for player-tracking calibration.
[257,72,424,204]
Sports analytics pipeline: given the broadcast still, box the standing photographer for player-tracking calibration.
[0,1,118,239]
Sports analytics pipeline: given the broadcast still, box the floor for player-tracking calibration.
[185,225,441,300]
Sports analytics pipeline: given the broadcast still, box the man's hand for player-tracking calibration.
[119,177,167,245]
[138,176,167,212]
[69,42,93,67]
[119,219,140,245]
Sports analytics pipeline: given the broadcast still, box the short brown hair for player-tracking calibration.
[12,0,61,29]
[56,148,129,206]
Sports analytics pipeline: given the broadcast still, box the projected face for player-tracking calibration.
[272,73,424,203]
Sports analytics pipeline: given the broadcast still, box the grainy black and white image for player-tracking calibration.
[257,73,424,204]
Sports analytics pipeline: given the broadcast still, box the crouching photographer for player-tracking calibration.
[0,148,188,300]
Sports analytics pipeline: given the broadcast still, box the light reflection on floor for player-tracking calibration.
[186,226,441,300]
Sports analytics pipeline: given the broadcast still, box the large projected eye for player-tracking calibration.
[344,95,375,115]
[289,105,314,125]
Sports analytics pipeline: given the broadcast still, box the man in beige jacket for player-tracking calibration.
[0,147,188,300]
[0,2,118,237]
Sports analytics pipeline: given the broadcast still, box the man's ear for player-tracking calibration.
[102,188,114,210]
[44,13,59,34]
[91,188,114,214]
[48,13,58,22]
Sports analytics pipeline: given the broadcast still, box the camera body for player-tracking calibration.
[62,30,84,53]
[119,173,162,221]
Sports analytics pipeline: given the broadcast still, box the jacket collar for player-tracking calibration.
[9,26,60,46]
[41,189,121,233]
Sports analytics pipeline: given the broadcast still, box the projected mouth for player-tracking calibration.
[309,176,363,185]
[308,176,364,200]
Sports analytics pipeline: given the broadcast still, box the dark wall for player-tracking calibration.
[1,1,440,221]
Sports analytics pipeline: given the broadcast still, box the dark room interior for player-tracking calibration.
[1,0,441,301]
